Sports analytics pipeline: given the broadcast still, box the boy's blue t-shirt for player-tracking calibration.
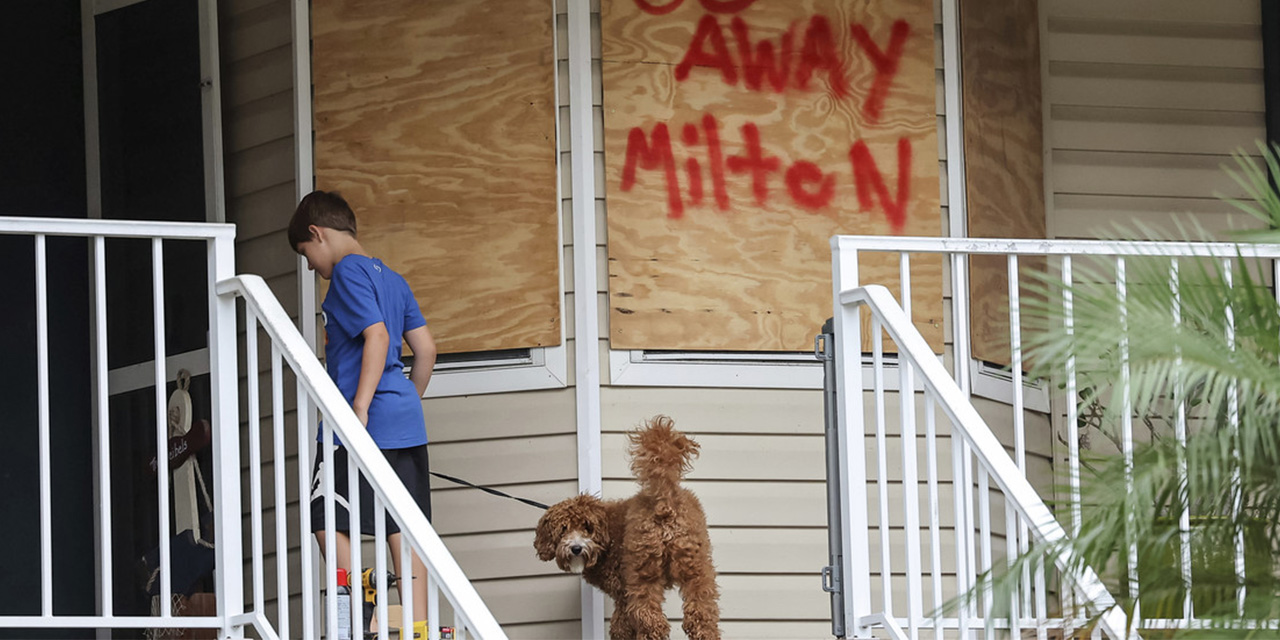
[320,254,428,448]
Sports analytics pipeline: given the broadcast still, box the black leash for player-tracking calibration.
[430,471,549,510]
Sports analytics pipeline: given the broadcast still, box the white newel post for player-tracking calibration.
[207,233,245,638]
[830,238,873,637]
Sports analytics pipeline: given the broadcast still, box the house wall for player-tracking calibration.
[1038,0,1269,547]
[25,0,1271,634]
[1041,0,1268,240]
[216,0,988,634]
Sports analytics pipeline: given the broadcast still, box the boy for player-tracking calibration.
[288,190,437,637]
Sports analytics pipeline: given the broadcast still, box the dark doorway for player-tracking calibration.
[0,1,215,638]
[0,2,95,638]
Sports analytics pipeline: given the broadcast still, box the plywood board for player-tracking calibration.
[960,0,1046,367]
[603,0,943,352]
[312,0,559,353]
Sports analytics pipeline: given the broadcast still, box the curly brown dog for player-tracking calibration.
[533,416,721,639]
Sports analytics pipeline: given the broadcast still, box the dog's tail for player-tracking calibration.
[628,415,700,498]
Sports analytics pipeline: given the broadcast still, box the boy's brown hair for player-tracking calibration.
[288,190,358,251]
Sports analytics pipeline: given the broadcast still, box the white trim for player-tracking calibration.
[291,0,317,354]
[107,348,210,396]
[567,0,605,635]
[941,0,972,397]
[609,348,824,389]
[423,344,568,398]
[197,0,225,224]
[970,360,1050,413]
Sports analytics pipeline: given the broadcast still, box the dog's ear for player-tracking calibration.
[533,511,557,561]
[587,506,611,548]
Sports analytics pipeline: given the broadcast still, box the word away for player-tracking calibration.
[676,14,910,122]
[621,113,912,232]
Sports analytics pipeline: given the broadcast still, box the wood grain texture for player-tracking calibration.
[602,0,943,352]
[312,0,560,353]
[960,0,1046,366]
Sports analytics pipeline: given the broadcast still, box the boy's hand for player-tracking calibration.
[355,405,370,427]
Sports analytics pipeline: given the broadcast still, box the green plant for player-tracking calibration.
[964,142,1280,637]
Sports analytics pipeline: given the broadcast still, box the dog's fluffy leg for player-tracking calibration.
[624,580,671,640]
[608,608,637,640]
[676,566,721,640]
[671,532,721,640]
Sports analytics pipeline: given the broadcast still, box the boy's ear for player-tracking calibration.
[307,224,324,243]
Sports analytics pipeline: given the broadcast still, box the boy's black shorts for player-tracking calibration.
[310,444,432,536]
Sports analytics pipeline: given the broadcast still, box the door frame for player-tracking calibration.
[80,0,224,628]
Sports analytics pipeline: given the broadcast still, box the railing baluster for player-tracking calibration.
[429,575,441,640]
[323,418,339,639]
[1007,255,1025,637]
[93,235,113,617]
[297,387,316,639]
[152,237,172,616]
[401,533,414,639]
[1224,259,1245,615]
[1171,260,1192,621]
[1062,254,1079,635]
[924,396,943,640]
[951,434,971,640]
[35,235,53,617]
[1117,257,1138,603]
[247,313,265,618]
[872,317,893,617]
[964,444,979,639]
[977,469,992,623]
[376,498,389,640]
[349,447,363,638]
[271,345,290,636]
[1005,497,1020,637]
[899,253,922,638]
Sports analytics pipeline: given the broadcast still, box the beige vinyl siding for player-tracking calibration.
[1042,0,1268,240]
[219,0,303,628]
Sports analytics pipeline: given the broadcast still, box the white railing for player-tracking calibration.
[829,235,1280,639]
[221,274,506,640]
[0,216,504,639]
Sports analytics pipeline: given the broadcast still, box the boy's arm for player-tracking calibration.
[353,322,391,426]
[404,325,437,397]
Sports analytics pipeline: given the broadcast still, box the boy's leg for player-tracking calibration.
[313,529,354,571]
[383,444,433,631]
[388,533,430,625]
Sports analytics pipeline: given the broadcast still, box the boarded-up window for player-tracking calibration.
[603,0,942,352]
[312,0,559,354]
[961,0,1046,367]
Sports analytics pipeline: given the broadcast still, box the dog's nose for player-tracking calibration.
[570,544,583,555]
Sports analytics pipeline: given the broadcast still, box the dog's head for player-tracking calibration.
[533,494,611,574]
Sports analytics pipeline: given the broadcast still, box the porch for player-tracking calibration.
[3,216,1275,638]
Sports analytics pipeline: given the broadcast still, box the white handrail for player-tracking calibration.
[833,234,1280,258]
[0,215,235,239]
[836,284,1132,640]
[216,274,507,640]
